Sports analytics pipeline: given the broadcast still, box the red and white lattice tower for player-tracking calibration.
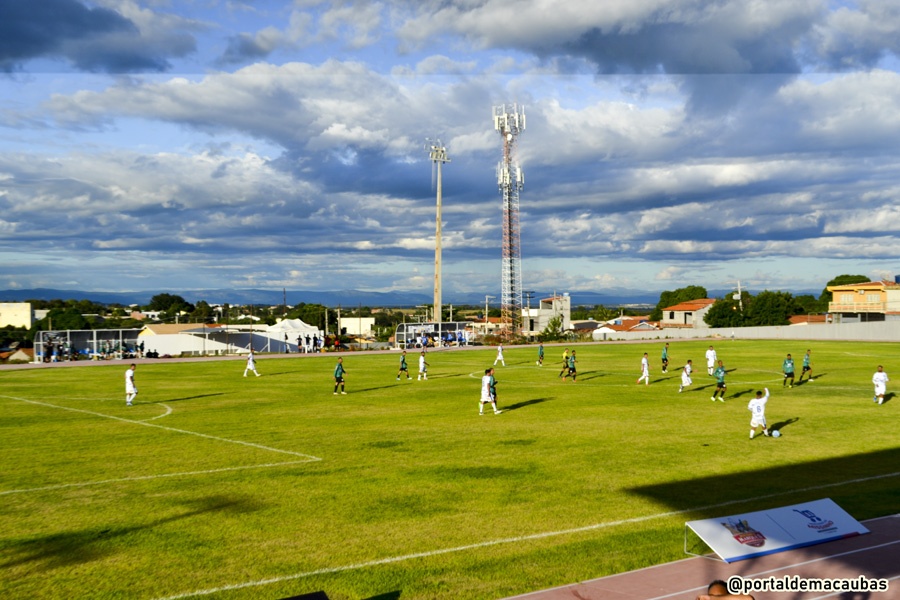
[493,103,525,335]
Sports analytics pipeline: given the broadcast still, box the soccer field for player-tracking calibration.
[2,340,898,599]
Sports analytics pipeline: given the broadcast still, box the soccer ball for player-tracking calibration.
[772,430,782,438]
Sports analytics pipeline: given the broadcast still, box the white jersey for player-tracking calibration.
[419,355,427,371]
[496,346,504,358]
[481,374,493,401]
[681,364,693,386]
[125,368,137,393]
[748,388,769,425]
[873,371,889,392]
[641,356,649,373]
[705,349,717,367]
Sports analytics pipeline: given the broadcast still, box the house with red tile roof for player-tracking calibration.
[659,298,716,329]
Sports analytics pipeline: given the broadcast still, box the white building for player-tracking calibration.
[0,303,33,328]
[522,294,571,338]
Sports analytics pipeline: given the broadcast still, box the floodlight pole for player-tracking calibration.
[429,141,450,328]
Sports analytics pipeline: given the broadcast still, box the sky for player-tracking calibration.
[1,0,900,300]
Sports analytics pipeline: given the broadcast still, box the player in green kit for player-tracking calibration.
[712,360,726,402]
[561,350,577,382]
[798,349,814,383]
[661,343,669,373]
[333,357,347,395]
[782,353,795,388]
[537,343,544,366]
[396,350,411,380]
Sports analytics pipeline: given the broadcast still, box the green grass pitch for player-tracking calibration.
[2,340,899,599]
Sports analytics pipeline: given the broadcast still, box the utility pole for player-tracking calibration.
[484,295,495,336]
[523,290,535,339]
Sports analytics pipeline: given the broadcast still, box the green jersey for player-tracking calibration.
[714,366,726,384]
[783,358,794,373]
[538,345,544,357]
[803,354,811,368]
[399,355,407,369]
[334,362,345,378]
[662,346,668,360]
[489,375,497,396]
[568,356,576,369]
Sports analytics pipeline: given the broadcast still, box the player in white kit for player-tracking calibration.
[748,388,770,439]
[872,365,889,405]
[494,344,505,366]
[125,364,137,406]
[705,345,717,376]
[637,352,650,386]
[418,352,429,380]
[479,368,501,415]
[244,350,260,377]
[679,359,693,393]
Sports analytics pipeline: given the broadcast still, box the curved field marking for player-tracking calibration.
[151,470,900,600]
[1,395,320,461]
[139,403,173,422]
[0,460,312,496]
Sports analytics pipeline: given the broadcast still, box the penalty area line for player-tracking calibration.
[152,470,900,600]
[0,460,315,496]
[1,395,321,461]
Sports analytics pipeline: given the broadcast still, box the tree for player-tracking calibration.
[792,294,824,315]
[42,307,90,331]
[703,295,748,328]
[539,315,564,341]
[745,290,794,326]
[192,300,214,323]
[650,286,708,321]
[819,274,870,304]
[148,293,194,315]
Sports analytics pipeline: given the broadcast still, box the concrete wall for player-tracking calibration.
[594,321,900,342]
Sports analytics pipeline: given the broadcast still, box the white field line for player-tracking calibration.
[1,395,321,461]
[152,470,900,600]
[0,460,313,496]
[138,403,173,421]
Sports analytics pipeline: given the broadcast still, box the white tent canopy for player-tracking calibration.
[267,319,321,336]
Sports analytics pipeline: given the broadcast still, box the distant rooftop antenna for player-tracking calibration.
[493,103,525,336]
[428,139,450,326]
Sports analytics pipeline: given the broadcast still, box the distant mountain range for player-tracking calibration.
[0,287,821,308]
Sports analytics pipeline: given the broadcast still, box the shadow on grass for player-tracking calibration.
[364,591,402,600]
[794,372,826,386]
[1,495,263,571]
[148,393,224,404]
[770,416,800,432]
[730,388,755,399]
[575,370,607,381]
[629,446,900,516]
[503,397,552,412]
[880,392,894,405]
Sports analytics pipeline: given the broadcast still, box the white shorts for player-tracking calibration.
[875,383,886,396]
[126,384,137,394]
[481,393,494,403]
[682,374,692,386]
[750,416,766,428]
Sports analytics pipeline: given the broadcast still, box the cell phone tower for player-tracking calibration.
[493,103,525,335]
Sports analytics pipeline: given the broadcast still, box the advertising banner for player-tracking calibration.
[685,498,869,563]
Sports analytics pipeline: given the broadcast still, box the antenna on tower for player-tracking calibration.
[427,139,450,328]
[493,103,525,336]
